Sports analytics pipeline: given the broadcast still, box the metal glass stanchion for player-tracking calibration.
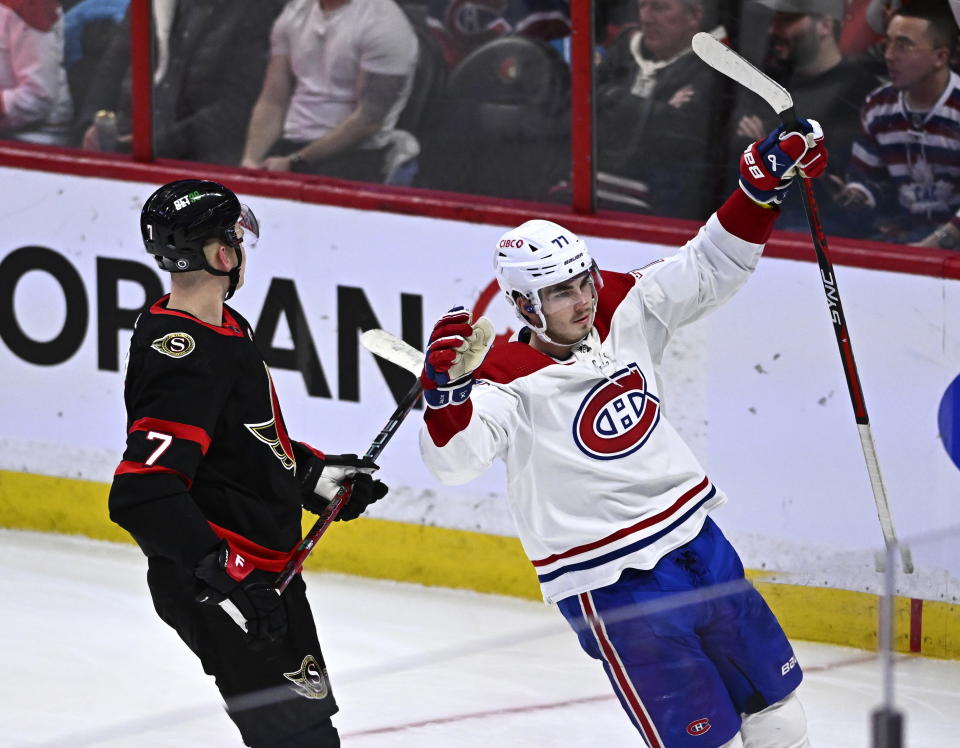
[871,542,903,748]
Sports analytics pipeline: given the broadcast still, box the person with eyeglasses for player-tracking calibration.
[727,0,880,236]
[836,0,960,245]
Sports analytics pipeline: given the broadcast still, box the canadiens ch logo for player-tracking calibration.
[283,654,329,700]
[572,362,660,460]
[686,717,711,736]
[150,332,195,358]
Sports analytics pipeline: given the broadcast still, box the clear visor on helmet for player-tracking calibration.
[237,203,260,250]
[537,270,598,316]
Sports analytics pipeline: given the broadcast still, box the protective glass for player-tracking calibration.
[238,203,260,250]
[537,271,598,315]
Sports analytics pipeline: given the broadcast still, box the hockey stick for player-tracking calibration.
[359,328,427,377]
[274,331,425,593]
[691,33,913,573]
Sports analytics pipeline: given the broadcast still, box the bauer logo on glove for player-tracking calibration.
[739,118,827,206]
[421,306,495,409]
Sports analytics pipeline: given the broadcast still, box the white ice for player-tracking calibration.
[2,530,959,747]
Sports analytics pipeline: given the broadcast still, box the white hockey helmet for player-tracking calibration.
[494,219,602,343]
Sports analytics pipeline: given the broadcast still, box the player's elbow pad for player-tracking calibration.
[109,475,221,568]
[108,472,188,522]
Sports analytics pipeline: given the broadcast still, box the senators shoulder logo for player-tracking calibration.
[150,332,195,358]
[572,363,660,460]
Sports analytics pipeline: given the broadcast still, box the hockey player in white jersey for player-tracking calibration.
[419,120,829,747]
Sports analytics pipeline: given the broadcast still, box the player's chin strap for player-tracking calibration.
[203,244,242,300]
[523,300,595,348]
[530,324,587,348]
[527,303,598,351]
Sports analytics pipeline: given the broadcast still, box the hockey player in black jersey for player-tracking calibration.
[109,179,387,747]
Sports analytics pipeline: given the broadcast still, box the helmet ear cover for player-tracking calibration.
[154,251,206,273]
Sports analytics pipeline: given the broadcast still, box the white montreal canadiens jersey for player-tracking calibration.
[420,213,765,603]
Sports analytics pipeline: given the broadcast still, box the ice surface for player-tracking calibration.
[2,530,958,747]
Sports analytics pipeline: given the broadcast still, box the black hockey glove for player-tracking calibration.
[335,472,389,521]
[293,444,387,520]
[194,542,287,650]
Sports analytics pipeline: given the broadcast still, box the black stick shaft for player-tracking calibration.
[275,379,423,592]
[779,108,868,424]
[778,111,910,571]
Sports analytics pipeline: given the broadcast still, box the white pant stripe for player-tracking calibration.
[578,591,665,748]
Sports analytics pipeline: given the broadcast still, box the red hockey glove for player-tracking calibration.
[421,307,494,409]
[739,118,827,206]
[194,542,286,650]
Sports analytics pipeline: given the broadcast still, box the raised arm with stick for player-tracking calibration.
[692,32,912,574]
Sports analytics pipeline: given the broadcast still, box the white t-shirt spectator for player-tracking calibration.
[271,0,418,149]
[0,0,72,144]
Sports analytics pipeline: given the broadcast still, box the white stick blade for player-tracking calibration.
[691,32,794,115]
[361,329,425,376]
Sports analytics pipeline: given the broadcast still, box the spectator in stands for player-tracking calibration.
[78,0,284,165]
[837,0,960,243]
[913,208,960,250]
[426,0,571,69]
[0,0,73,145]
[62,0,128,115]
[728,0,878,234]
[240,0,419,184]
[63,0,128,70]
[594,0,727,219]
[840,0,921,79]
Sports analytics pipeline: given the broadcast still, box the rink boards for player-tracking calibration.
[1,168,958,658]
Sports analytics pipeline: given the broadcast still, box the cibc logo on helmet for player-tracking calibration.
[572,363,661,460]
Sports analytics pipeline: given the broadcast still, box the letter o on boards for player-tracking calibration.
[0,247,88,365]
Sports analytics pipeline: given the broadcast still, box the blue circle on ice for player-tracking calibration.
[939,374,960,471]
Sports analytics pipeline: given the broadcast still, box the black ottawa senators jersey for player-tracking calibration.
[109,295,307,569]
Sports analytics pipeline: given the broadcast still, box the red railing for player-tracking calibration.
[129,0,153,162]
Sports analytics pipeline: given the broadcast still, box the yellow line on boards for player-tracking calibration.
[1,469,956,659]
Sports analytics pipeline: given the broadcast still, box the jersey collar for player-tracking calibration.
[149,295,245,337]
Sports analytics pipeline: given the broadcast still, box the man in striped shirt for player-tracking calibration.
[839,0,960,243]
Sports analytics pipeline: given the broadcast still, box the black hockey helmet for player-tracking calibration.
[140,179,259,299]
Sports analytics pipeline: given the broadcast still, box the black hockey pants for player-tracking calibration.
[147,556,340,747]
